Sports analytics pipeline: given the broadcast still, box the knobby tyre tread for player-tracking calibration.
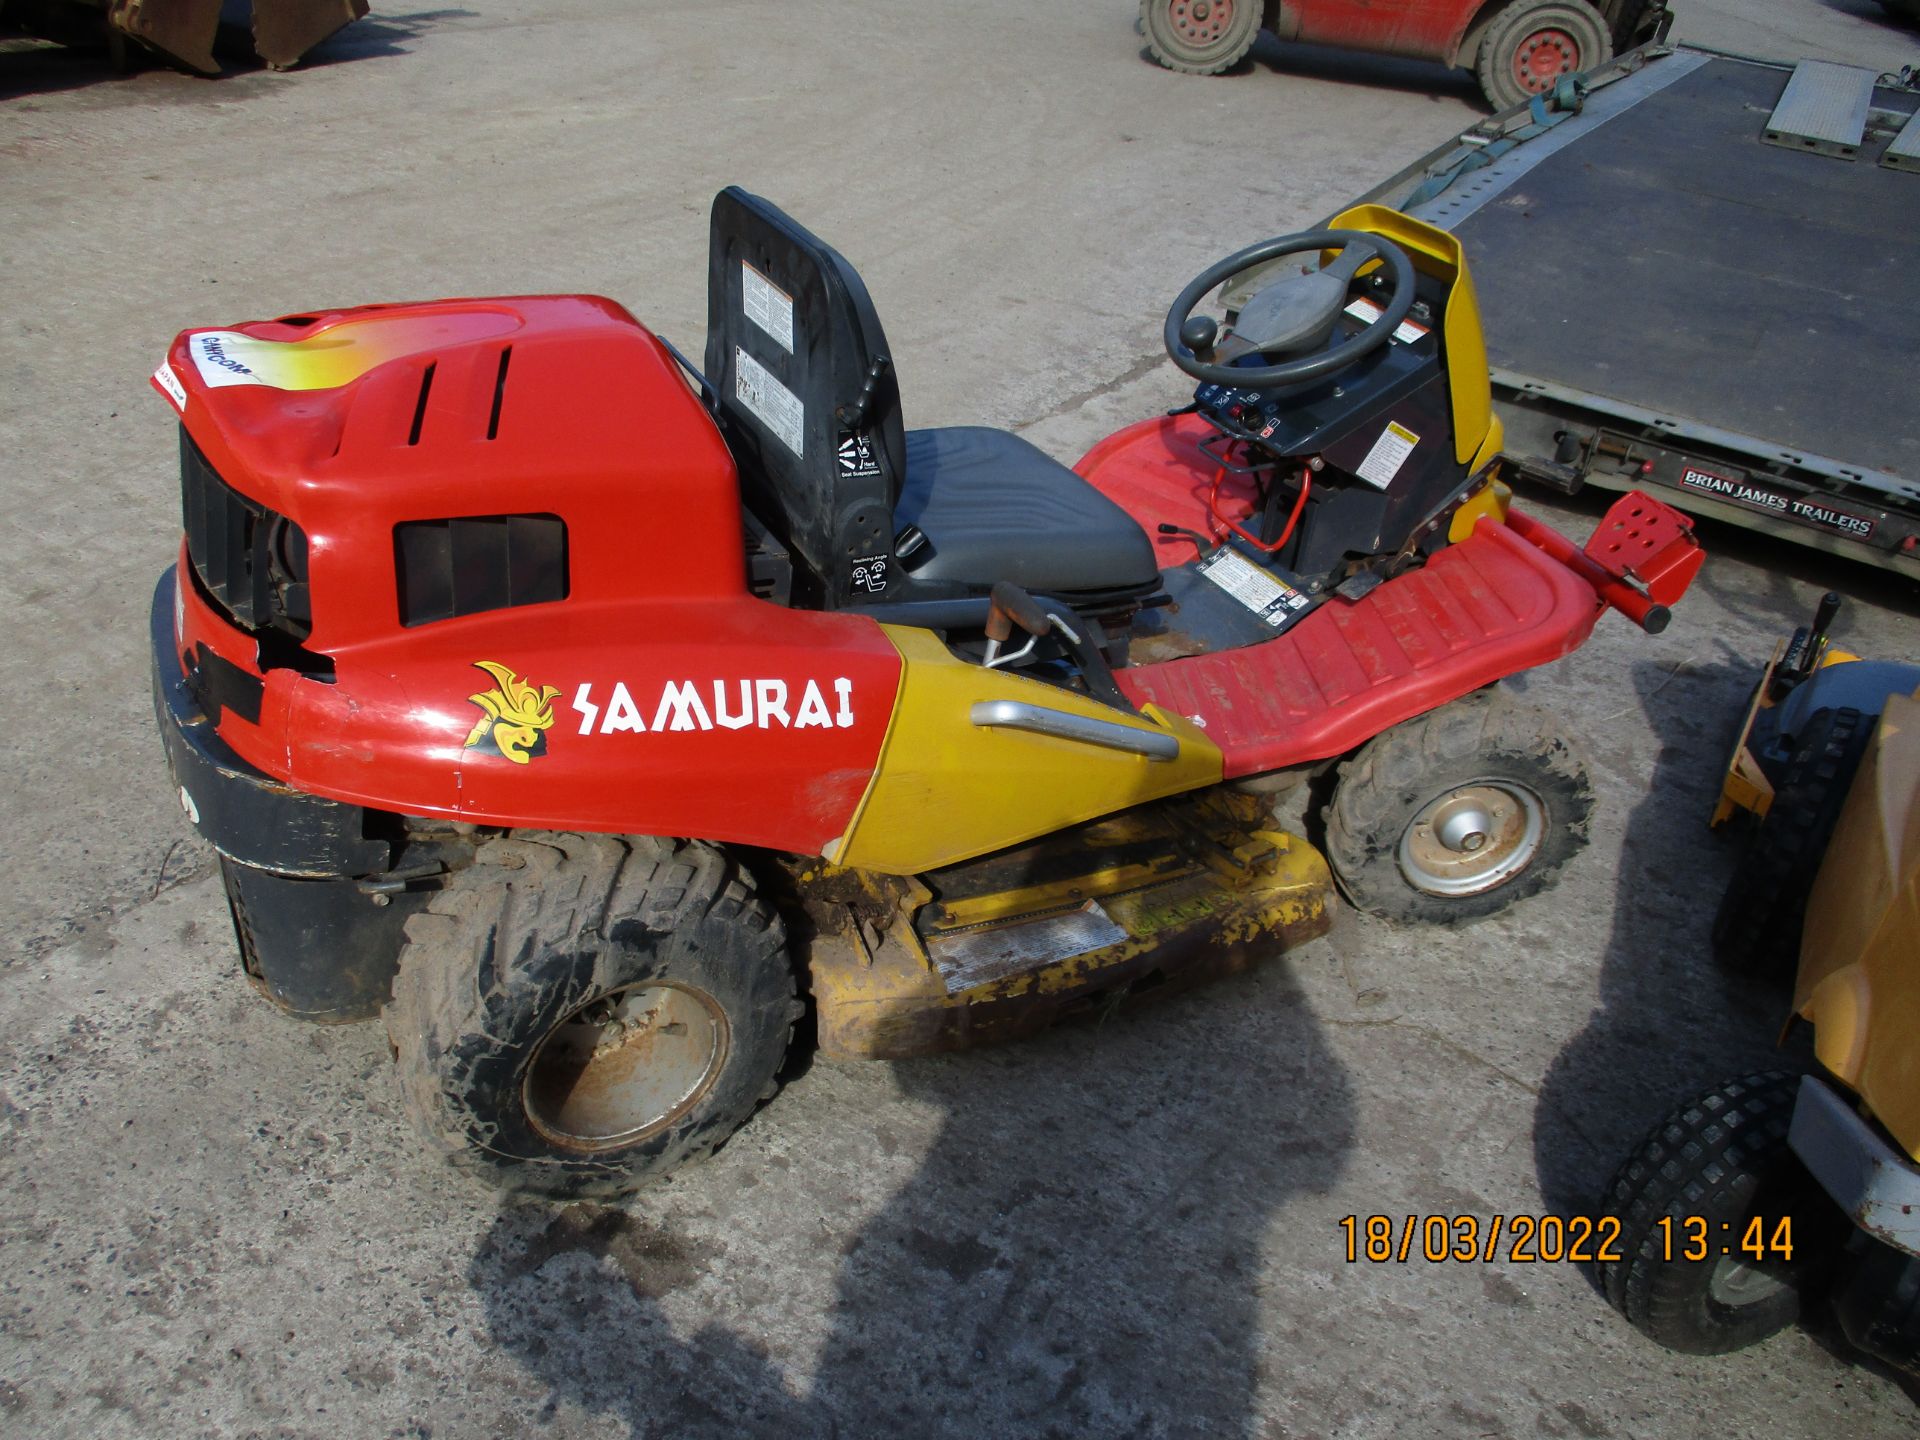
[386,832,797,1199]
[1711,706,1869,976]
[1598,1071,1819,1354]
[1324,688,1593,924]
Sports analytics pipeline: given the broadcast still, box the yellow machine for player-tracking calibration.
[1601,596,1920,1372]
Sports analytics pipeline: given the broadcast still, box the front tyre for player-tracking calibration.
[1324,689,1593,924]
[1600,1071,1831,1355]
[1141,0,1260,75]
[386,833,797,1199]
[1711,706,1870,976]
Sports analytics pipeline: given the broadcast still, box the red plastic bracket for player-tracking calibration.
[1582,490,1705,605]
[1506,491,1702,633]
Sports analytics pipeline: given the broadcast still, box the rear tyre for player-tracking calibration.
[1324,689,1593,924]
[1712,706,1870,976]
[1141,0,1260,75]
[1475,0,1613,111]
[1600,1071,1833,1354]
[386,832,797,1199]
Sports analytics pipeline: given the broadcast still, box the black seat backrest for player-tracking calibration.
[704,186,906,605]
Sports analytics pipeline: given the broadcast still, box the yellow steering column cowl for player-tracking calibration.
[827,625,1223,875]
[1326,202,1495,469]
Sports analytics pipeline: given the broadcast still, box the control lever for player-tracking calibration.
[835,355,893,430]
[1772,591,1843,700]
[983,580,1054,668]
[981,582,1136,713]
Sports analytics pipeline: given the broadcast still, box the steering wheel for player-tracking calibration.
[1164,229,1418,389]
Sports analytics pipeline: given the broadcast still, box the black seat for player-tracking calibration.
[896,428,1157,594]
[703,187,1158,608]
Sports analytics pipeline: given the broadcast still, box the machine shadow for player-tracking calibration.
[1530,656,1801,1239]
[1247,34,1480,103]
[1133,33,1476,102]
[469,957,1357,1437]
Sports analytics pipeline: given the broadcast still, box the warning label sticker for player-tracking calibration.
[838,432,881,478]
[1356,421,1420,489]
[1197,548,1310,627]
[735,347,805,457]
[742,263,794,353]
[1344,297,1430,345]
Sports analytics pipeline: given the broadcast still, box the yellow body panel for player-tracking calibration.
[1796,690,1920,1161]
[1448,477,1511,544]
[1327,203,1495,467]
[828,625,1223,874]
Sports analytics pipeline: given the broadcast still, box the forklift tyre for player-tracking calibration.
[1324,689,1592,924]
[386,832,798,1199]
[1474,0,1613,112]
[1600,1071,1833,1355]
[1140,0,1260,76]
[1712,706,1870,977]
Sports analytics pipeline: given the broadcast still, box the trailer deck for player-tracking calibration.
[1313,46,1920,578]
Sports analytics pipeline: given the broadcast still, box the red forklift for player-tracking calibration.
[1141,0,1670,109]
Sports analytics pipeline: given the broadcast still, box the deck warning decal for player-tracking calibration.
[1197,548,1309,627]
[1343,297,1430,345]
[735,347,805,457]
[1356,421,1419,489]
[741,262,794,352]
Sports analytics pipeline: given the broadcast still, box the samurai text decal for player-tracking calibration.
[571,678,855,735]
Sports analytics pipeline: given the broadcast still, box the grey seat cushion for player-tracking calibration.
[895,427,1159,594]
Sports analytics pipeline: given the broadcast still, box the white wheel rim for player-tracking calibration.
[1396,779,1547,897]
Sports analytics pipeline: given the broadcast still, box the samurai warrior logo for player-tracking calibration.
[462,661,560,765]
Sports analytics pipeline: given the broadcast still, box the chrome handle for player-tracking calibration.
[969,700,1179,760]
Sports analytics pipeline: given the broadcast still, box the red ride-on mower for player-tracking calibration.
[150,189,1701,1197]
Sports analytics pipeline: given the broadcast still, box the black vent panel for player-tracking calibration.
[180,428,312,637]
[395,514,568,627]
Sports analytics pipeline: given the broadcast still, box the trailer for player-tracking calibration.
[1238,43,1920,581]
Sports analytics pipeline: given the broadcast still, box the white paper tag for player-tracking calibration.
[152,360,187,411]
[1343,297,1430,345]
[735,347,805,457]
[1197,548,1309,626]
[188,331,270,388]
[1356,420,1420,489]
[741,262,795,353]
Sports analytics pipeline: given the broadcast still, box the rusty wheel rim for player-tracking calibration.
[1397,780,1545,897]
[523,982,730,1152]
[1512,27,1580,93]
[1169,0,1235,46]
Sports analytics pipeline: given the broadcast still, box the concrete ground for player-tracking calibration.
[2,2,1918,1436]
